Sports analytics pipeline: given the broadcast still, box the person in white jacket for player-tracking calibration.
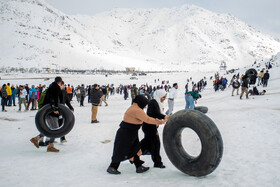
[19,85,28,111]
[165,83,178,115]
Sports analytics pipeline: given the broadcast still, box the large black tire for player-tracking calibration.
[35,104,75,138]
[163,110,223,177]
[245,68,257,77]
[245,68,257,85]
[194,106,208,114]
[232,82,241,89]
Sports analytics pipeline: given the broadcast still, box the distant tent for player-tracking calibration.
[220,61,227,70]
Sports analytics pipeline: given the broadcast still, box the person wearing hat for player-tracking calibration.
[107,95,166,175]
[140,89,169,168]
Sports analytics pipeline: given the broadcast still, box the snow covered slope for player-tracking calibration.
[1,0,280,71]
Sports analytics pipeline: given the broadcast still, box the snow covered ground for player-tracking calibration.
[0,63,279,186]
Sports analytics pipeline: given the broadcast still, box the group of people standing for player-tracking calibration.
[0,83,46,112]
[230,69,270,99]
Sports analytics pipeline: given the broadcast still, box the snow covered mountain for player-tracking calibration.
[1,0,280,71]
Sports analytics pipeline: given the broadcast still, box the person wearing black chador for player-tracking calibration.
[107,95,165,175]
[140,89,169,168]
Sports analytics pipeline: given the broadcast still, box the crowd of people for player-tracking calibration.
[0,62,273,175]
[228,69,270,99]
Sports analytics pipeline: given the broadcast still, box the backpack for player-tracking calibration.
[30,91,36,99]
[38,89,47,110]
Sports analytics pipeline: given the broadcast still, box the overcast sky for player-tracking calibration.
[46,0,280,39]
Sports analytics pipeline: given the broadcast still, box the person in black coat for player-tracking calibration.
[30,77,63,152]
[124,86,128,100]
[140,89,169,168]
[240,75,249,99]
[107,95,165,175]
[38,81,74,145]
[90,84,103,123]
[263,70,270,87]
[58,81,74,143]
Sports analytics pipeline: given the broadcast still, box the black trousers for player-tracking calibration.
[109,155,142,170]
[2,97,7,111]
[38,134,55,144]
[80,95,85,106]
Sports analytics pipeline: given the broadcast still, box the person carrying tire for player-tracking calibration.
[140,89,169,169]
[30,77,63,152]
[232,77,240,96]
[38,81,74,146]
[185,91,201,110]
[107,95,166,175]
[257,70,264,86]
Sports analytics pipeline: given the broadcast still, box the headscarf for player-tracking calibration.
[153,89,167,113]
[133,95,149,109]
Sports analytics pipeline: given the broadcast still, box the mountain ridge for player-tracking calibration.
[0,0,279,71]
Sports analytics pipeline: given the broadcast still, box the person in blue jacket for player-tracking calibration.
[185,91,201,110]
[27,85,37,110]
[11,85,17,106]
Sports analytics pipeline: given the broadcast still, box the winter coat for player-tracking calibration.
[66,86,72,94]
[141,99,165,134]
[29,88,37,99]
[102,88,107,95]
[90,88,102,106]
[263,73,270,80]
[1,87,7,98]
[141,99,165,161]
[241,77,249,88]
[25,86,30,94]
[130,87,138,100]
[80,88,86,97]
[43,82,62,110]
[12,88,17,96]
[258,72,264,78]
[6,86,12,96]
[186,91,200,100]
[61,89,74,111]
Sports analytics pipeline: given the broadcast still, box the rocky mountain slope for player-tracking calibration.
[0,0,279,71]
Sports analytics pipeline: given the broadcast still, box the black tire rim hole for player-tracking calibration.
[44,112,65,130]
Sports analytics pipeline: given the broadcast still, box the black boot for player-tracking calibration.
[154,163,166,168]
[107,167,121,174]
[136,166,150,173]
